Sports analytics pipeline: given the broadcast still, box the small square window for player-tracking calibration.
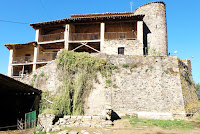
[118,47,124,55]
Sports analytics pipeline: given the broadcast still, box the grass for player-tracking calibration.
[34,131,46,134]
[130,118,193,130]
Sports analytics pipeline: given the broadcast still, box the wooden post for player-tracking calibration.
[100,23,105,52]
[137,21,143,44]
[64,24,70,50]
[7,49,13,77]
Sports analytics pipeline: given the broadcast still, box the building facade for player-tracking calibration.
[5,1,167,78]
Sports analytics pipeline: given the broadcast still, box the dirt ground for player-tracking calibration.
[1,118,200,134]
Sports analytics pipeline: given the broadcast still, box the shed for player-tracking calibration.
[0,74,41,130]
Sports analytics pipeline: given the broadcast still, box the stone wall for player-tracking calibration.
[37,114,112,132]
[102,39,143,55]
[22,61,62,95]
[85,54,198,119]
[21,54,199,120]
[134,1,168,56]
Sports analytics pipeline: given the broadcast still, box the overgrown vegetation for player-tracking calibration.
[130,118,193,130]
[39,50,117,116]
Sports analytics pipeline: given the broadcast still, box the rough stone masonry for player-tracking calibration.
[22,53,199,120]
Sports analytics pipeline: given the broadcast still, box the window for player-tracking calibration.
[118,47,124,55]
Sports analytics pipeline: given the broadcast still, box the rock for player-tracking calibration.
[46,127,52,133]
[52,126,61,132]
[80,130,86,134]
[83,116,92,120]
[92,116,101,120]
[57,130,69,134]
[71,116,77,119]
[64,115,71,120]
[59,118,66,125]
[69,131,78,134]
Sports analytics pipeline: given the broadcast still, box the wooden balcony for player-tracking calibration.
[105,31,137,40]
[12,56,33,64]
[37,52,58,62]
[69,33,100,41]
[38,32,64,42]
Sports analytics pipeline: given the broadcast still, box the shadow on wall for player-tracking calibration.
[143,22,151,55]
[111,110,121,122]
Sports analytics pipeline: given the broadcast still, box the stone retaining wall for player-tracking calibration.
[37,114,112,132]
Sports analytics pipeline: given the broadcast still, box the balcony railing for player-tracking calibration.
[37,52,58,62]
[12,56,33,64]
[39,32,64,42]
[105,31,137,40]
[69,32,100,41]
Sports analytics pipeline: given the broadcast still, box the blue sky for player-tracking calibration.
[0,0,200,83]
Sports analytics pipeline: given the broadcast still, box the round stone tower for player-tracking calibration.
[134,1,168,56]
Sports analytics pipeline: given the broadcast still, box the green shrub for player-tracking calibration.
[122,64,129,68]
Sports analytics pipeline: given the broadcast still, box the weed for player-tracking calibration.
[40,72,45,77]
[106,79,112,84]
[113,84,118,88]
[164,70,169,74]
[130,64,137,69]
[111,65,119,70]
[122,64,129,68]
[33,74,37,81]
[145,69,149,72]
[116,70,120,73]
[30,83,34,87]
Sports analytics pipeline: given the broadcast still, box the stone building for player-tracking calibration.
[5,1,167,78]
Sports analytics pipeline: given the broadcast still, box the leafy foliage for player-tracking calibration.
[39,50,114,116]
